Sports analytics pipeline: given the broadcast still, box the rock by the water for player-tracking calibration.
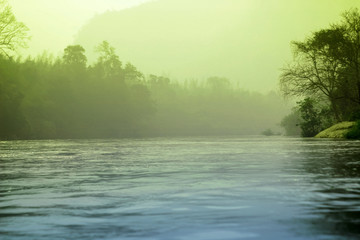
[315,121,356,138]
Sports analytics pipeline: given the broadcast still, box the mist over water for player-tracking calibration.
[1,137,360,239]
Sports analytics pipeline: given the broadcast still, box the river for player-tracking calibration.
[1,137,360,239]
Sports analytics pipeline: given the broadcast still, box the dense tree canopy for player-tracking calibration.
[0,2,289,140]
[63,45,87,67]
[0,41,288,140]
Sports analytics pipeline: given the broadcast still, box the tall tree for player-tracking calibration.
[280,8,360,122]
[337,9,360,107]
[94,41,122,78]
[0,0,29,56]
[280,28,346,121]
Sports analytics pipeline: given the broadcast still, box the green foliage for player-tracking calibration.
[0,38,289,139]
[93,41,122,77]
[63,45,87,67]
[349,108,360,121]
[280,109,301,136]
[291,98,336,137]
[345,121,360,139]
[0,42,156,139]
[0,0,29,56]
[297,98,322,137]
[280,8,360,124]
[0,55,30,139]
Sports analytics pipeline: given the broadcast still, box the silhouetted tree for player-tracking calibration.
[297,98,322,137]
[280,8,360,122]
[63,45,87,68]
[124,62,143,84]
[280,28,346,121]
[93,41,122,78]
[339,9,360,104]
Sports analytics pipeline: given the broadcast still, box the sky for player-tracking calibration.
[73,0,360,91]
[9,0,153,56]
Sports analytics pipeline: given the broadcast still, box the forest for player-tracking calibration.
[0,44,288,139]
[5,2,360,140]
[1,40,290,140]
[0,0,292,140]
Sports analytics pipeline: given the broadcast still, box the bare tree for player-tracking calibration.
[0,0,29,56]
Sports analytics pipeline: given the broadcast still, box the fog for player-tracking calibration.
[0,48,289,139]
[10,0,360,91]
[1,0,360,139]
[8,0,151,56]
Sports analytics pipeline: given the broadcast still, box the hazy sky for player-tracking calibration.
[7,0,360,91]
[9,0,153,55]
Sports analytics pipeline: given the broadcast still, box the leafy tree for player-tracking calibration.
[0,36,289,139]
[297,98,322,137]
[0,0,29,56]
[63,45,87,68]
[280,9,360,122]
[124,62,143,84]
[332,9,360,117]
[346,121,360,139]
[280,109,301,136]
[19,56,57,139]
[280,28,345,121]
[93,40,122,78]
[0,55,30,139]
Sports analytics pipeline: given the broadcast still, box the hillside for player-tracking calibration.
[75,0,360,91]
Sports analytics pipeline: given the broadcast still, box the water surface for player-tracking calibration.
[1,137,360,239]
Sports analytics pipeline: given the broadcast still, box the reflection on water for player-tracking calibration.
[295,139,360,239]
[0,137,360,240]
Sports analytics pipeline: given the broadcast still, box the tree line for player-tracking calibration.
[280,8,360,137]
[0,42,289,139]
[1,44,290,139]
[0,0,288,139]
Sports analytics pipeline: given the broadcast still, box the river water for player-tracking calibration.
[1,137,360,240]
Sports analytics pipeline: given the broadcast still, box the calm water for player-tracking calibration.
[1,137,360,240]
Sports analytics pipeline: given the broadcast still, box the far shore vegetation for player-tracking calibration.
[1,0,360,140]
[0,0,288,140]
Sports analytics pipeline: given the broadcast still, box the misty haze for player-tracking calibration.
[1,0,360,239]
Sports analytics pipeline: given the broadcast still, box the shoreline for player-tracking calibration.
[315,121,356,139]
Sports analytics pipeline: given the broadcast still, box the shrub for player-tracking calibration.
[298,98,322,137]
[280,110,301,136]
[261,129,274,136]
[346,121,360,139]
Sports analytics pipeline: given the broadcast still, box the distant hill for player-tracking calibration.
[75,0,360,91]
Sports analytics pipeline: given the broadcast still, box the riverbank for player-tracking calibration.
[315,121,356,139]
